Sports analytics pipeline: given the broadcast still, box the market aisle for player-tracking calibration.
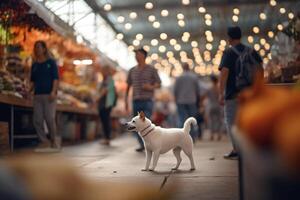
[61,133,239,200]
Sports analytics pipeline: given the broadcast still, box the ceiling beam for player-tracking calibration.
[108,0,297,12]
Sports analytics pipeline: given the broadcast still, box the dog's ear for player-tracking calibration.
[139,111,145,121]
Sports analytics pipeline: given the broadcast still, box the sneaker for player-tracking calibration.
[135,147,145,152]
[224,150,238,160]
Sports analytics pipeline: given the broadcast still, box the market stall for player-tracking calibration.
[0,0,126,151]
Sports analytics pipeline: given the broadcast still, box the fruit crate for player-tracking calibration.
[232,127,300,200]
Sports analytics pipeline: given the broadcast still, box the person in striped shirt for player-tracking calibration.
[125,48,161,152]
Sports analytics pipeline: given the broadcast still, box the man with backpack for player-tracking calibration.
[219,26,263,159]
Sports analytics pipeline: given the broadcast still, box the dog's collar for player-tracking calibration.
[140,124,155,138]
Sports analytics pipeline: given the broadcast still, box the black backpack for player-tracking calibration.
[232,46,263,91]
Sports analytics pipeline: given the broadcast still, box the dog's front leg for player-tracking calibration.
[142,150,152,171]
[149,151,160,171]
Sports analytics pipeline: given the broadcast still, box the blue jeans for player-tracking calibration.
[224,99,238,151]
[132,100,153,148]
[177,103,198,140]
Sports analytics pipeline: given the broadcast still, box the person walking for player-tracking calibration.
[219,26,263,159]
[206,76,223,141]
[30,40,59,151]
[174,63,200,141]
[97,65,116,146]
[125,48,161,152]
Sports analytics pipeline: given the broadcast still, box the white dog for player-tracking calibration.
[125,111,196,171]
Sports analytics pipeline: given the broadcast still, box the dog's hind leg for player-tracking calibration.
[149,151,160,171]
[182,148,196,171]
[142,150,152,171]
[172,147,182,170]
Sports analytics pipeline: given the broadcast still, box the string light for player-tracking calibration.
[151,39,158,46]
[153,21,160,28]
[133,40,140,46]
[136,33,143,40]
[260,38,266,45]
[129,12,137,19]
[232,15,239,22]
[116,33,124,40]
[148,15,156,22]
[248,36,254,43]
[191,41,198,47]
[125,23,132,30]
[277,24,283,31]
[259,13,267,20]
[233,8,240,15]
[268,31,274,38]
[198,7,206,13]
[104,4,112,11]
[182,0,190,5]
[117,16,125,23]
[270,0,277,7]
[170,39,177,45]
[160,33,168,40]
[288,12,294,19]
[159,45,166,53]
[253,26,260,34]
[177,13,185,20]
[279,7,286,14]
[161,9,169,17]
[178,20,185,27]
[145,2,153,9]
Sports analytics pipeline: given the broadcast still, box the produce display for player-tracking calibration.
[0,68,28,98]
[57,82,96,109]
[237,77,300,172]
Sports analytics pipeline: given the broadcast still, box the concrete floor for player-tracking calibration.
[61,133,239,200]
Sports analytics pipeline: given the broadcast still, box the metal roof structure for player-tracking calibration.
[38,0,299,75]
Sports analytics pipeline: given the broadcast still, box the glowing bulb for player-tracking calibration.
[174,44,181,51]
[145,2,153,9]
[151,39,158,46]
[153,21,160,28]
[220,40,227,46]
[205,20,212,26]
[117,16,125,23]
[178,20,185,27]
[170,39,177,45]
[270,0,277,7]
[268,31,274,38]
[206,43,213,50]
[232,15,239,22]
[177,13,184,20]
[160,33,168,40]
[191,41,198,47]
[277,24,283,31]
[248,36,254,43]
[129,12,137,19]
[133,40,140,46]
[279,7,286,14]
[148,15,155,22]
[182,0,190,5]
[260,38,266,45]
[288,12,294,19]
[125,23,132,30]
[253,26,260,34]
[198,7,206,13]
[136,33,143,40]
[205,14,212,20]
[104,4,112,11]
[116,33,124,40]
[161,9,169,17]
[259,13,267,20]
[143,45,150,51]
[233,8,240,15]
[159,45,166,53]
[254,44,260,51]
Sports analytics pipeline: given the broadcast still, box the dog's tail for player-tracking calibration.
[183,117,197,134]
